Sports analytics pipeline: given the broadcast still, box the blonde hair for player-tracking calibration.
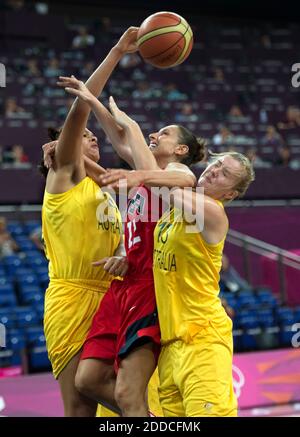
[208,151,255,197]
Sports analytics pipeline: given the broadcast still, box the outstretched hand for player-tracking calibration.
[115,26,139,54]
[109,96,135,129]
[57,75,95,103]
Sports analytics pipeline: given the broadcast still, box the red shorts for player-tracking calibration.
[81,277,161,368]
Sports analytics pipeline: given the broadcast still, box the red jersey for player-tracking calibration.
[125,185,161,279]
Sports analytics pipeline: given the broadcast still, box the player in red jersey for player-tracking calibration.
[78,183,162,415]
[53,77,206,416]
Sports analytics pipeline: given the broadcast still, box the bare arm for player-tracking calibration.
[108,97,159,170]
[170,188,228,244]
[119,119,159,170]
[97,162,196,189]
[113,237,126,258]
[98,168,195,190]
[142,169,195,188]
[144,162,196,187]
[55,27,139,171]
[61,83,144,169]
[55,50,122,170]
[87,98,135,167]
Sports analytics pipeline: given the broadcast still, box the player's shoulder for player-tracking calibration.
[203,195,228,225]
[165,162,196,181]
[165,162,191,173]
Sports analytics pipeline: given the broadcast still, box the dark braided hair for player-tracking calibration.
[177,125,207,166]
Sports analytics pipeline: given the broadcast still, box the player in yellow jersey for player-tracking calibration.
[104,151,255,416]
[153,151,255,416]
[41,28,138,417]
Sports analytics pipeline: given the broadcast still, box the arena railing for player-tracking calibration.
[227,229,300,304]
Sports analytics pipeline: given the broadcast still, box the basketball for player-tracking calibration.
[137,11,193,69]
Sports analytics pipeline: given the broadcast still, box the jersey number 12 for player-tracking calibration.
[127,219,141,248]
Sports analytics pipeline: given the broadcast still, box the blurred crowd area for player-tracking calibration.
[0,0,300,170]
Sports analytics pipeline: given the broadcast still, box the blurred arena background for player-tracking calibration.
[1,0,300,417]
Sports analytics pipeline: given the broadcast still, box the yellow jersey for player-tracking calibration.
[42,177,122,285]
[153,206,229,345]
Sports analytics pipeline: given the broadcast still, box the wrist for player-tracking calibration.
[137,170,148,185]
[114,247,126,257]
[124,118,139,131]
[88,95,100,107]
[111,45,125,58]
[120,119,138,132]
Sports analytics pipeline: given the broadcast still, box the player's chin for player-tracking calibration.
[150,147,158,155]
[89,149,100,162]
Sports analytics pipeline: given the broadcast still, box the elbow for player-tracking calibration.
[187,174,197,187]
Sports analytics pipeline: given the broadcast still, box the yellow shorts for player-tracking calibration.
[97,368,164,417]
[158,324,237,417]
[44,279,107,379]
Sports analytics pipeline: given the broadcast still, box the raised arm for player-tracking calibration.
[90,102,135,167]
[54,27,138,171]
[59,80,135,168]
[108,96,159,170]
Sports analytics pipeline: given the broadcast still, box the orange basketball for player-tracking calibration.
[137,11,193,69]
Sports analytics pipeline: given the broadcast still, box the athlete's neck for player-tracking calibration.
[155,156,177,169]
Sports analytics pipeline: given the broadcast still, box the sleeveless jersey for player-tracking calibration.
[125,185,162,279]
[42,177,122,284]
[153,206,228,344]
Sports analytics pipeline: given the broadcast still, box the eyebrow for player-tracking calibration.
[223,168,232,178]
[223,164,241,178]
[160,128,169,134]
[214,159,222,166]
